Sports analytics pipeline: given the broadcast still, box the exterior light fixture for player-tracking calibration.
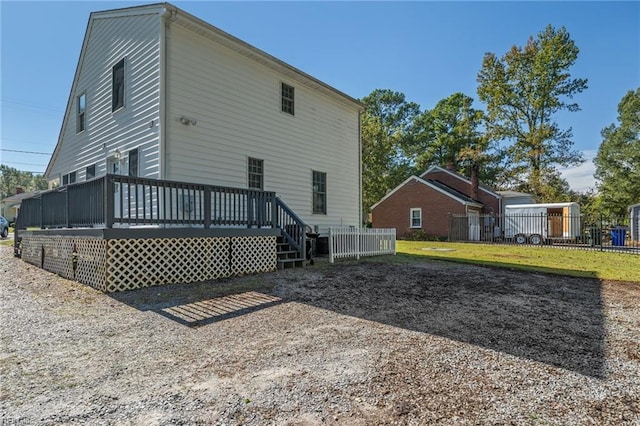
[179,116,197,126]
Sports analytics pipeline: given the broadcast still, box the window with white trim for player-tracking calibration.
[281,83,295,115]
[312,170,326,214]
[410,208,422,228]
[248,157,263,190]
[77,93,86,133]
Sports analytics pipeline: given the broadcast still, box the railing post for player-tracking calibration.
[272,195,278,229]
[329,227,334,263]
[105,175,114,228]
[65,188,70,228]
[204,187,211,228]
[39,197,44,229]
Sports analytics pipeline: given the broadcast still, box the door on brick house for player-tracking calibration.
[468,210,480,241]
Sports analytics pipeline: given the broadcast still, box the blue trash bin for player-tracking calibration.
[611,228,626,246]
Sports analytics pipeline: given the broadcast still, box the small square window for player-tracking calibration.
[281,83,295,115]
[312,170,326,214]
[77,93,86,133]
[112,58,125,112]
[248,158,264,190]
[410,208,422,228]
[86,164,96,179]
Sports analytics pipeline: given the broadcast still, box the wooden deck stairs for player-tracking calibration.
[276,236,305,269]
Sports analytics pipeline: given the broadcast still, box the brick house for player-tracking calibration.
[371,165,502,239]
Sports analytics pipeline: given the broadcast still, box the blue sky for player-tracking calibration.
[1,1,638,192]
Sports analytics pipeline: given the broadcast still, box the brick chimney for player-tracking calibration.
[15,187,24,195]
[446,162,455,172]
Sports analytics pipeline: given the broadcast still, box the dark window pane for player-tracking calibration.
[248,158,263,190]
[128,148,138,177]
[69,171,76,184]
[281,83,294,115]
[86,164,96,179]
[77,93,86,132]
[312,170,326,214]
[112,59,125,111]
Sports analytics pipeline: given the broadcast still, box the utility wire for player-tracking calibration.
[0,149,51,155]
[1,161,47,167]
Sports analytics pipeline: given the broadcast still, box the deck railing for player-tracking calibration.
[16,174,278,230]
[15,174,310,259]
[274,197,307,259]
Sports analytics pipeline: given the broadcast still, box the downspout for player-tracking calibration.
[159,7,173,179]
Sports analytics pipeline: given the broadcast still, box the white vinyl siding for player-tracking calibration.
[164,23,360,232]
[48,10,162,184]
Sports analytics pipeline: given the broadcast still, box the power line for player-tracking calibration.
[0,149,51,155]
[1,137,56,146]
[2,97,64,113]
[1,161,47,167]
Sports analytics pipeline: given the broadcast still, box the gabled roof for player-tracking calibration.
[370,175,483,211]
[420,165,500,198]
[1,190,44,205]
[45,2,365,178]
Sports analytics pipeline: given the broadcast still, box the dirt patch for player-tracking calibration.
[1,246,639,425]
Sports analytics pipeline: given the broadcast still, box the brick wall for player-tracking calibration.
[371,178,468,238]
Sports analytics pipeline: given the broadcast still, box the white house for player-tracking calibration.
[45,2,364,234]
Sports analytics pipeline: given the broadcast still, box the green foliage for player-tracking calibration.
[410,92,492,180]
[401,229,445,241]
[594,88,640,216]
[361,89,420,217]
[0,165,48,200]
[477,25,588,199]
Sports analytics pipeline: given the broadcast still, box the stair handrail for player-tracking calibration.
[275,197,307,260]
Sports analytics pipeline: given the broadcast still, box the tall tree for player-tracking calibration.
[0,165,48,200]
[477,25,588,199]
[594,88,640,217]
[411,93,486,173]
[361,89,420,218]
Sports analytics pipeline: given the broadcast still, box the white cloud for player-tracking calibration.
[559,150,598,193]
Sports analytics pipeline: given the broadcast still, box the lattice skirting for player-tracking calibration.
[19,234,277,293]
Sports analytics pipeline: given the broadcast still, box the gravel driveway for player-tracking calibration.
[1,246,639,425]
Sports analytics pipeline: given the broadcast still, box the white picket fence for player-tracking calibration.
[328,227,396,263]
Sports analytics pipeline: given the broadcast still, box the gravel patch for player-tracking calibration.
[1,245,639,425]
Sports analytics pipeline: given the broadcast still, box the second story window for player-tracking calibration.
[77,93,86,133]
[248,157,263,190]
[69,171,77,184]
[281,83,294,115]
[112,58,125,112]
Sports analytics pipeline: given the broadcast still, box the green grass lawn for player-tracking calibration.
[395,241,640,283]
